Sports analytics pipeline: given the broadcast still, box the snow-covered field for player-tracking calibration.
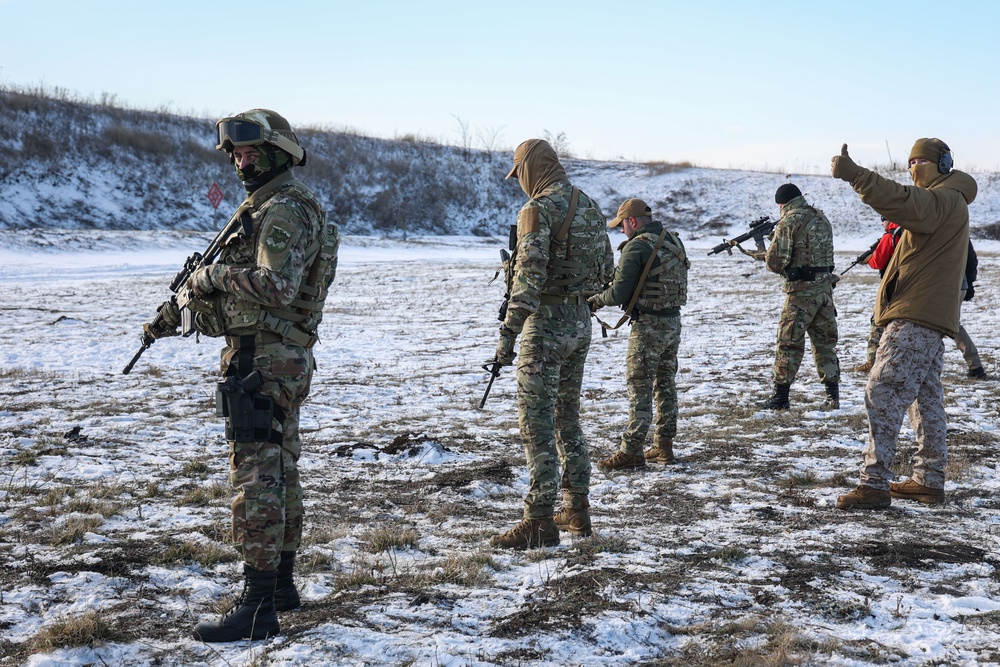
[1,234,998,667]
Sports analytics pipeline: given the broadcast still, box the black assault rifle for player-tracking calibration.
[122,204,250,375]
[707,215,774,256]
[839,238,881,275]
[480,225,517,409]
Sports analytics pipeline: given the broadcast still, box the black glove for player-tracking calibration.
[964,283,975,301]
[831,143,860,182]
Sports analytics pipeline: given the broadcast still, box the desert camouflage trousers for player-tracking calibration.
[516,304,592,518]
[221,340,314,571]
[869,294,981,370]
[773,286,839,385]
[860,320,946,490]
[620,313,681,455]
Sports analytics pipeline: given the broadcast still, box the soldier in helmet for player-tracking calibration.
[747,184,841,410]
[489,139,614,549]
[147,109,339,641]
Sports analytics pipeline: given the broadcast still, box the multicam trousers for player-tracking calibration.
[773,286,839,385]
[619,312,681,455]
[864,315,884,366]
[516,304,592,518]
[861,320,947,490]
[222,340,314,572]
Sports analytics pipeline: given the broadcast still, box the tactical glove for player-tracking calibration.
[144,299,181,339]
[495,325,518,366]
[186,266,218,297]
[587,295,603,313]
[964,283,975,301]
[831,143,860,182]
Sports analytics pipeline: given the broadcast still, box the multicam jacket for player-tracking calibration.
[765,195,836,293]
[193,171,339,346]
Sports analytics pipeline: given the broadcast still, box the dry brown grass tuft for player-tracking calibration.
[29,610,124,651]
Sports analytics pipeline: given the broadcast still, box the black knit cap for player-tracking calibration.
[774,183,802,205]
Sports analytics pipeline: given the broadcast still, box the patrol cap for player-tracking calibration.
[609,197,652,228]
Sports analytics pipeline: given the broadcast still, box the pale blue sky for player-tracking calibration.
[2,0,999,172]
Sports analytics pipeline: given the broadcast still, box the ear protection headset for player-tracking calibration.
[938,142,953,174]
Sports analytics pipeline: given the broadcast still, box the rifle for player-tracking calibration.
[122,204,250,375]
[479,361,502,409]
[480,225,518,408]
[707,215,774,256]
[839,238,881,275]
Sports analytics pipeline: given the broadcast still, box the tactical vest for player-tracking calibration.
[633,229,689,311]
[787,205,835,269]
[215,180,338,347]
[539,188,608,296]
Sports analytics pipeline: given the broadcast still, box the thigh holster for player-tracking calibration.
[216,370,285,445]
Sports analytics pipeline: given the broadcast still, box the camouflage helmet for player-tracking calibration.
[215,109,306,166]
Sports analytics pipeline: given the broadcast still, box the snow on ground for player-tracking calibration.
[1,233,999,667]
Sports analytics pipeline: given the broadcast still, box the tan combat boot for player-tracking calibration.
[644,439,676,464]
[598,450,646,471]
[835,485,891,510]
[889,479,945,505]
[489,518,560,549]
[553,495,592,537]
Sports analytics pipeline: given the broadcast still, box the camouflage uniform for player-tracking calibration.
[763,196,840,385]
[862,320,946,489]
[500,141,614,519]
[190,170,338,571]
[590,221,688,455]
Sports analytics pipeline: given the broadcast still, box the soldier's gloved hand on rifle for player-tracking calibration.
[144,299,181,339]
[495,324,518,366]
[831,143,861,183]
[587,295,603,313]
[186,265,219,297]
[731,241,765,261]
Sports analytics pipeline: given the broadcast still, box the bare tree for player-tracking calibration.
[543,130,573,159]
[452,114,473,161]
[477,125,506,159]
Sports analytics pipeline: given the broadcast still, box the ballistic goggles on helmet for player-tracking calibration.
[215,117,305,165]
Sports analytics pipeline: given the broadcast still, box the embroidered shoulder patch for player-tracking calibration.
[517,207,540,236]
[265,226,293,253]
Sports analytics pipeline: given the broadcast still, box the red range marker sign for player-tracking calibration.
[207,182,224,209]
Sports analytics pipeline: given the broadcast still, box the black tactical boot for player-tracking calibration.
[193,566,279,642]
[823,382,840,409]
[274,551,301,611]
[761,383,790,410]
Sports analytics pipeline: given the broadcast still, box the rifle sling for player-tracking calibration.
[553,187,579,245]
[596,229,668,331]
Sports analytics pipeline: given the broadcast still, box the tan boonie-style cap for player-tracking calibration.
[609,197,652,227]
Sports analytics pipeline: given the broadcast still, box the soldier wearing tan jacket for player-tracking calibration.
[830,138,976,510]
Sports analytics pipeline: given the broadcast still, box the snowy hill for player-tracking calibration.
[3,87,999,245]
